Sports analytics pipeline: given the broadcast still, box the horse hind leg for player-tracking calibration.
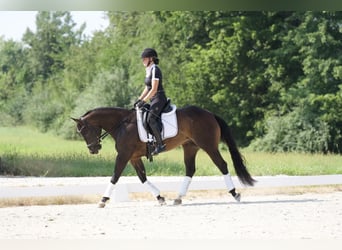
[174,143,199,205]
[206,149,241,202]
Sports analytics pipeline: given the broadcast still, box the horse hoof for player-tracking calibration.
[173,198,182,205]
[158,196,166,205]
[234,193,241,202]
[98,202,106,208]
[98,197,110,208]
[98,201,106,208]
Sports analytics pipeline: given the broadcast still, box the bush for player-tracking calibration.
[0,150,22,176]
[57,69,136,139]
[24,93,64,132]
[250,107,331,153]
[0,112,16,126]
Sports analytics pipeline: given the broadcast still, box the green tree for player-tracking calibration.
[251,11,342,153]
[2,11,342,153]
[21,11,85,133]
[0,38,30,124]
[163,12,273,145]
[23,11,84,82]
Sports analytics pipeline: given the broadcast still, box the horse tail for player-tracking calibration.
[214,115,256,186]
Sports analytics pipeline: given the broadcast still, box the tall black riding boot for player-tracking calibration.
[149,122,166,156]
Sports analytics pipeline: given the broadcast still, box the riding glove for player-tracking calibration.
[134,99,145,109]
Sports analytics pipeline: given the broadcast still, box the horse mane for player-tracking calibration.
[82,107,131,117]
[81,110,93,117]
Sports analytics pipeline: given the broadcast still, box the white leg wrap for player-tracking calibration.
[179,176,192,197]
[223,174,235,191]
[144,180,160,197]
[103,183,115,198]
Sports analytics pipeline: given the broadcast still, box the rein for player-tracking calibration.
[86,131,110,149]
[99,130,110,141]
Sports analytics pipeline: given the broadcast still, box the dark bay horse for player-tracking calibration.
[72,105,256,207]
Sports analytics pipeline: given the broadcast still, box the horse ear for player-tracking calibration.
[71,117,80,123]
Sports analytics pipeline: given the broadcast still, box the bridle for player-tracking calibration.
[87,131,110,149]
[77,118,109,150]
[77,115,131,151]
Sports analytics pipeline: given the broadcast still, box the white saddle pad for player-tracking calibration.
[136,104,178,142]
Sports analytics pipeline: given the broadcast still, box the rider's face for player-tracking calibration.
[142,57,151,67]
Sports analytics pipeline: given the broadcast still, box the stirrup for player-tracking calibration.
[151,144,166,155]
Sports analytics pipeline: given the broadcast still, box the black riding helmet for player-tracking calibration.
[141,48,159,64]
[141,48,157,58]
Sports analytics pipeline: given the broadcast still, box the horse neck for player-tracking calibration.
[87,107,132,132]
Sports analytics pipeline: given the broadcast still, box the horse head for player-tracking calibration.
[71,117,102,154]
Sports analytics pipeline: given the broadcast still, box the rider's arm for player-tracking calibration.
[142,79,159,102]
[139,86,149,101]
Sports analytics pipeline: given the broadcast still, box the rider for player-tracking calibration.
[135,48,167,155]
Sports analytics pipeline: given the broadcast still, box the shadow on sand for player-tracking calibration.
[179,198,323,207]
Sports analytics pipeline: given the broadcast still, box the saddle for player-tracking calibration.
[142,99,172,133]
[136,99,178,160]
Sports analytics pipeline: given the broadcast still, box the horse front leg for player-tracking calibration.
[98,155,128,208]
[131,158,166,205]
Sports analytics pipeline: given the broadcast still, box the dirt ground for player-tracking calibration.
[0,191,341,239]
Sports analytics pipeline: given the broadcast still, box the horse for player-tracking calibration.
[72,105,256,208]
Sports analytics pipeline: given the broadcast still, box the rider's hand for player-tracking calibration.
[137,100,146,109]
[134,99,142,108]
[134,99,145,109]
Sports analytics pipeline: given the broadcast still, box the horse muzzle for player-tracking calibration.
[88,143,102,154]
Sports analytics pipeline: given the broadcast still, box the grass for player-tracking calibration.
[241,151,342,176]
[1,126,342,177]
[0,126,115,176]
